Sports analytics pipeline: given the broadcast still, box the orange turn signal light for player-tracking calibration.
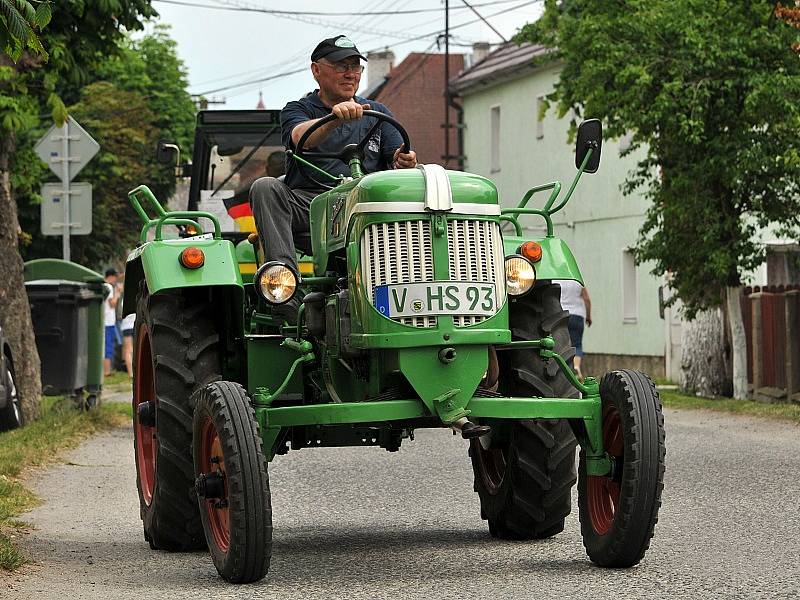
[185,224,199,236]
[179,247,205,269]
[519,241,543,263]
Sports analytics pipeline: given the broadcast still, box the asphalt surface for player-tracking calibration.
[4,391,800,599]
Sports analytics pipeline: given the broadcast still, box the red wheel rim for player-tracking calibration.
[200,417,230,552]
[133,324,157,505]
[474,439,507,494]
[587,404,624,535]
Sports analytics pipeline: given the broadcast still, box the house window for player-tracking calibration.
[536,95,545,139]
[490,105,501,172]
[622,249,638,323]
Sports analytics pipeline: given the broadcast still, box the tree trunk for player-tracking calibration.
[726,286,748,400]
[0,132,42,422]
[680,307,730,397]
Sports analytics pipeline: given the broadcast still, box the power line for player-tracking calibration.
[195,66,308,96]
[460,0,508,43]
[153,0,525,17]
[192,0,537,96]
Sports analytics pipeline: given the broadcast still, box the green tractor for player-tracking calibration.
[124,112,665,583]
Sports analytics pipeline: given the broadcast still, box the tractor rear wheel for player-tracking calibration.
[133,285,221,551]
[578,369,665,567]
[470,282,578,539]
[193,381,272,583]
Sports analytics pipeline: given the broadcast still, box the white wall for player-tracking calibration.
[460,64,666,357]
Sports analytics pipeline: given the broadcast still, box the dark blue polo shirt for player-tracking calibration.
[281,91,404,191]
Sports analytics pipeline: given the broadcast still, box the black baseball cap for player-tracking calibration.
[311,35,367,63]
[105,268,118,277]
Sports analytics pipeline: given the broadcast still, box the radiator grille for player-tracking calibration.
[360,218,505,328]
[447,220,506,326]
[361,220,436,327]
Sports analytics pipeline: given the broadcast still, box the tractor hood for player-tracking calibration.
[349,167,498,207]
[310,166,499,275]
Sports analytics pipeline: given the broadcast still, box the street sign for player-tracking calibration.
[40,182,92,236]
[34,115,100,260]
[34,116,99,181]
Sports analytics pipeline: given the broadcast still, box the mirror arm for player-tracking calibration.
[548,146,594,215]
[501,208,554,238]
[517,181,561,210]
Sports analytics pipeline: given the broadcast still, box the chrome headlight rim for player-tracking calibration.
[254,261,300,305]
[505,254,536,297]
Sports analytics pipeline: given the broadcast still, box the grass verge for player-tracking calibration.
[0,395,131,571]
[660,389,800,425]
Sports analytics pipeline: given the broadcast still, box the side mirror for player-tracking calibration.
[155,139,180,165]
[575,119,602,173]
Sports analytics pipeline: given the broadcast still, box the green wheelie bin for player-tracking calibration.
[24,259,108,409]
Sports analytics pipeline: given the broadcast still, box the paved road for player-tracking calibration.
[5,402,800,599]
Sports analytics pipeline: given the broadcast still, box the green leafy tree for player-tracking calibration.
[0,0,155,422]
[18,27,197,267]
[0,0,50,62]
[518,0,800,398]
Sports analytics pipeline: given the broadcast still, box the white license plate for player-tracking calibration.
[374,281,497,318]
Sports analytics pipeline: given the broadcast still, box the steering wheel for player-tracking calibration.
[291,109,412,190]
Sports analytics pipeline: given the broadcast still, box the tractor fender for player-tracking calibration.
[502,235,583,285]
[122,238,243,316]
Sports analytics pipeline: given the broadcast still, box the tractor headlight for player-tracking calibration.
[505,255,536,296]
[254,262,299,305]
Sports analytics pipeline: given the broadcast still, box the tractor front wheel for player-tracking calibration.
[578,369,665,567]
[193,381,272,583]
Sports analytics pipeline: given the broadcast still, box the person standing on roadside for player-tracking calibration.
[103,268,120,377]
[120,312,136,378]
[556,279,592,381]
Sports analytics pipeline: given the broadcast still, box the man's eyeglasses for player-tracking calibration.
[315,61,365,74]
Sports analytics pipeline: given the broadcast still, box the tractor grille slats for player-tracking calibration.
[447,220,506,326]
[361,221,436,327]
[360,219,505,328]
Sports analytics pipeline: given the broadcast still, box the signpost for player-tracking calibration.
[34,116,100,261]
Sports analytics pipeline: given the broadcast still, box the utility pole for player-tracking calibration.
[444,0,450,169]
[441,1,465,171]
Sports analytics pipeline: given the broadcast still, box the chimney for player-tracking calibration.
[471,42,491,66]
[367,49,395,89]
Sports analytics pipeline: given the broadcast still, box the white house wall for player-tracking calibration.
[460,63,666,360]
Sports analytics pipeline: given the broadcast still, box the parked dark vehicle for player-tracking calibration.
[0,326,22,431]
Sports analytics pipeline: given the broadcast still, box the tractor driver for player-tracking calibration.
[249,34,417,319]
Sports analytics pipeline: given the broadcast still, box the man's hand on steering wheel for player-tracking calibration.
[393,144,417,169]
[332,101,417,169]
[332,100,372,121]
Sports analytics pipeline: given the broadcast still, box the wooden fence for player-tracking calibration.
[742,286,800,403]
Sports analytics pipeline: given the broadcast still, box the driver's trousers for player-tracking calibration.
[249,177,316,272]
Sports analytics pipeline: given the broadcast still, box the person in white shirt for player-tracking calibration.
[120,312,136,378]
[556,279,592,381]
[103,268,120,377]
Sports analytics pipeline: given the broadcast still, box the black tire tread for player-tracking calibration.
[470,282,579,540]
[134,285,221,551]
[578,369,666,568]
[194,382,271,583]
[0,359,21,432]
